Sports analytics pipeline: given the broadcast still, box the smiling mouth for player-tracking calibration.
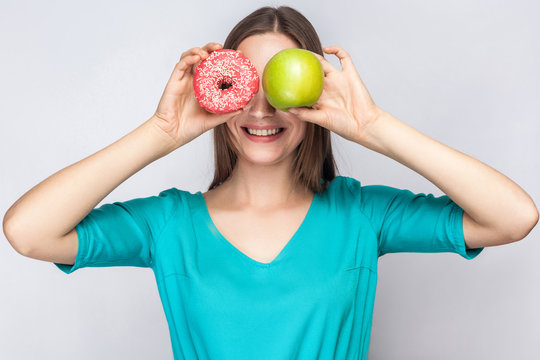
[242,127,285,136]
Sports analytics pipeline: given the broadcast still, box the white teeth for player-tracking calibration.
[246,128,283,136]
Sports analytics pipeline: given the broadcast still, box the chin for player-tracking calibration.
[245,156,285,166]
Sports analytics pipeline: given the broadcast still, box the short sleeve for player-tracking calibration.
[343,177,484,260]
[54,187,180,274]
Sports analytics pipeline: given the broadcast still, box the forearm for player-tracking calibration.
[3,117,178,249]
[363,110,538,237]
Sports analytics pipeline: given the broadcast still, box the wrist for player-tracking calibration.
[142,117,181,159]
[358,108,392,153]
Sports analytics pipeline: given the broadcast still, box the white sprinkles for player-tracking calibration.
[193,49,259,114]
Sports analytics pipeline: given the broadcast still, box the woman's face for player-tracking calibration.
[226,32,307,166]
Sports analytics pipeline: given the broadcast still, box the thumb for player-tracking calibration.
[289,107,327,127]
[211,108,243,125]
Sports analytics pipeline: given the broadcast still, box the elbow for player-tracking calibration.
[524,205,539,237]
[510,205,539,242]
[3,213,33,257]
[3,211,18,250]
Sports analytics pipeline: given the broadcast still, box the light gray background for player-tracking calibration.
[1,0,539,359]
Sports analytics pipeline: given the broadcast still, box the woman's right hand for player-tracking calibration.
[151,42,242,148]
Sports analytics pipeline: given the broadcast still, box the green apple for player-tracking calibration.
[262,48,324,111]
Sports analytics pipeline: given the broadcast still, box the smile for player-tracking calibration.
[245,128,284,136]
[241,127,286,142]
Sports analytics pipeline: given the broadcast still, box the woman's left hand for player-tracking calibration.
[289,46,385,146]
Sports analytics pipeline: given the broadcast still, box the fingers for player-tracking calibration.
[175,53,201,81]
[181,43,221,60]
[202,42,223,53]
[323,45,354,72]
[175,43,224,81]
[310,52,336,76]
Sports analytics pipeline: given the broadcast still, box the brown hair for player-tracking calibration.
[207,6,339,193]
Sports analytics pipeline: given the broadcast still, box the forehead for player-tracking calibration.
[237,33,299,66]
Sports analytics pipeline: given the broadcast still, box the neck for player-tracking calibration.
[218,157,312,210]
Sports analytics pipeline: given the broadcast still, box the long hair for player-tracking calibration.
[207,6,339,193]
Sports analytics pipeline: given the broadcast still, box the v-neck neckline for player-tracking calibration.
[195,190,320,268]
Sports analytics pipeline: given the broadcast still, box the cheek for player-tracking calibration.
[297,122,308,139]
[225,121,234,134]
[225,118,240,137]
[225,112,248,134]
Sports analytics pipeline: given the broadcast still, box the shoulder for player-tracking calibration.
[319,176,363,207]
[324,175,362,196]
[157,187,200,201]
[118,187,195,218]
[332,176,405,200]
[323,176,404,209]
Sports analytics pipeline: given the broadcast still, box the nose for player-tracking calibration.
[244,80,275,119]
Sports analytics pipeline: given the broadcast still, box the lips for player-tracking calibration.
[242,127,284,135]
[242,124,286,130]
[241,126,286,142]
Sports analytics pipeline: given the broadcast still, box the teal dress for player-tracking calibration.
[55,176,484,359]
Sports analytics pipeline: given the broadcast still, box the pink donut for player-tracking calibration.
[193,49,259,114]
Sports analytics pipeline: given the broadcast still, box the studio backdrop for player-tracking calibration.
[1,0,539,359]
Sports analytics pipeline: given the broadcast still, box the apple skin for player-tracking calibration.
[262,48,324,112]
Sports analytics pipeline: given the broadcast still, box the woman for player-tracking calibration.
[4,6,538,360]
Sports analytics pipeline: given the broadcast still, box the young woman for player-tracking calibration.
[4,6,538,360]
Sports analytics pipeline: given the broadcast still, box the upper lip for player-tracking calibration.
[242,125,286,130]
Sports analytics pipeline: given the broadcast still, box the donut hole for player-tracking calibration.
[218,76,234,91]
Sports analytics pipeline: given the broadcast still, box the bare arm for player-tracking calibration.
[3,42,240,265]
[3,117,178,257]
[292,46,538,248]
[363,110,539,247]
